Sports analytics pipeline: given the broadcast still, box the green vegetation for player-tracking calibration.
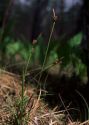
[0,32,87,81]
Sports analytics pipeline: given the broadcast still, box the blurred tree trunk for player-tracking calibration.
[81,0,89,89]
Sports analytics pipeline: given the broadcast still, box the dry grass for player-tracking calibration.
[0,70,89,125]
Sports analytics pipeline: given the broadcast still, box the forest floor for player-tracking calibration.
[0,69,89,125]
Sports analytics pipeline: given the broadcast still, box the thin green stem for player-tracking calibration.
[38,21,56,84]
[21,47,33,123]
[22,48,33,99]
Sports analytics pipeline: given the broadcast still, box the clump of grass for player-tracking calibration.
[10,45,34,125]
[8,96,33,125]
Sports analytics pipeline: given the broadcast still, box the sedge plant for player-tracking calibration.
[9,46,34,125]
